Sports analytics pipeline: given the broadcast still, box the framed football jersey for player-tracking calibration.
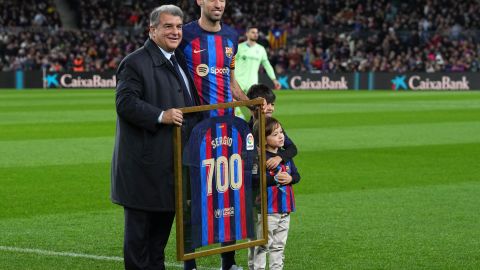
[173,99,268,260]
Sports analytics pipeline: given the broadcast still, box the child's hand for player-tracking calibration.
[266,156,282,169]
[276,172,292,185]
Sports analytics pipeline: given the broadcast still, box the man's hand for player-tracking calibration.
[276,171,292,185]
[273,79,281,90]
[230,70,249,101]
[260,97,268,114]
[161,108,183,126]
[266,156,282,169]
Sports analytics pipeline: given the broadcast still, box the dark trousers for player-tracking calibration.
[124,207,175,270]
[221,245,236,269]
[184,248,236,270]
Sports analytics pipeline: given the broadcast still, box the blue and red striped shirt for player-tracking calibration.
[180,21,239,117]
[263,151,300,214]
[184,116,255,248]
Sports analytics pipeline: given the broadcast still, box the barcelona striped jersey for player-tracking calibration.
[180,21,238,117]
[184,116,255,248]
[265,151,300,214]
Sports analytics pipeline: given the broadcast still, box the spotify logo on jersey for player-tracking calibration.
[196,64,230,77]
[196,64,209,77]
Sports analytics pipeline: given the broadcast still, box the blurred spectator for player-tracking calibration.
[2,0,61,28]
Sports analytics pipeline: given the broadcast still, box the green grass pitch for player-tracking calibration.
[1,89,480,269]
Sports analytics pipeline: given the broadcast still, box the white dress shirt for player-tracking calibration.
[157,46,192,123]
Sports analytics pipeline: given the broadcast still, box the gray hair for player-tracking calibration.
[150,5,184,27]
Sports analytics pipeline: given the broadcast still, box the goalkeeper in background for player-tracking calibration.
[235,26,281,118]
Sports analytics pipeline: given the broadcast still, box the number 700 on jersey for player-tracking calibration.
[202,154,243,195]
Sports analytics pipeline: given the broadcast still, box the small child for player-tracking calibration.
[246,84,297,170]
[251,117,300,270]
[246,84,298,270]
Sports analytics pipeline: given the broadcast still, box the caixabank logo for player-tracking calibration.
[391,75,470,91]
[291,76,348,90]
[43,73,116,88]
[44,73,60,88]
[277,75,349,90]
[391,75,408,90]
[277,75,289,89]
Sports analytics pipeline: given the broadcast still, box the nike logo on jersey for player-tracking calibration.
[193,49,206,54]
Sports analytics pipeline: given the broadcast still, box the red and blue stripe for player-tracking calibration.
[185,35,234,116]
[232,126,247,240]
[191,117,254,247]
[267,163,296,214]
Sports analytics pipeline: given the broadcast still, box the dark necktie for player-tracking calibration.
[170,54,194,106]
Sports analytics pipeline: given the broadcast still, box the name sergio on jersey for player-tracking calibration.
[196,64,230,77]
[211,136,233,149]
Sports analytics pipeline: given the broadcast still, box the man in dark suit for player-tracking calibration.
[111,5,200,270]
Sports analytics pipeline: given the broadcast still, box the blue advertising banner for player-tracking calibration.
[2,71,479,90]
[259,72,480,91]
[0,71,15,89]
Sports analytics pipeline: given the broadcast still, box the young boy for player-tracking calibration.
[246,84,297,170]
[252,117,300,269]
[246,84,298,269]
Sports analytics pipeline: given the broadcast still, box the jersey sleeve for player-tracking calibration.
[184,116,256,248]
[288,158,301,185]
[228,26,239,70]
[183,123,202,167]
[230,55,236,70]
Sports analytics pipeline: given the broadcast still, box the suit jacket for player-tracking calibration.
[111,38,201,211]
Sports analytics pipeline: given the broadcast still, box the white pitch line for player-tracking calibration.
[0,245,217,269]
[0,245,124,262]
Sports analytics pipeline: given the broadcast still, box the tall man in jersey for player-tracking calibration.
[180,0,248,118]
[180,1,248,269]
[236,26,281,93]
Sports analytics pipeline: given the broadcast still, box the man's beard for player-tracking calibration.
[208,17,221,23]
[206,12,222,23]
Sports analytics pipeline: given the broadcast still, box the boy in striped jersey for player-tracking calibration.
[252,117,301,270]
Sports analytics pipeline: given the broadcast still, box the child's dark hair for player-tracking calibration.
[247,84,276,104]
[252,117,282,144]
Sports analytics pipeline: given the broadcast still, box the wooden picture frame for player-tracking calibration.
[173,98,268,260]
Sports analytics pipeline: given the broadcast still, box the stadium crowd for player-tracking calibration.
[1,0,480,73]
[0,29,144,72]
[1,0,62,28]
